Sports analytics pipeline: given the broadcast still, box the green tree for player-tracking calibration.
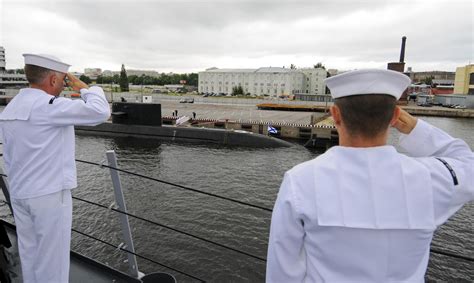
[113,74,120,84]
[128,75,138,85]
[119,64,129,92]
[232,86,244,96]
[101,76,113,84]
[79,75,91,84]
[135,75,144,85]
[422,75,434,86]
[170,73,182,84]
[187,73,198,86]
[96,75,103,84]
[158,73,171,85]
[325,71,331,94]
[313,62,326,69]
[143,75,155,85]
[239,86,244,95]
[290,64,297,69]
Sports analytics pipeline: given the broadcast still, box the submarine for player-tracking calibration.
[75,102,292,148]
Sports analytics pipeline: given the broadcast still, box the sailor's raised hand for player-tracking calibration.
[66,73,89,92]
[392,107,417,134]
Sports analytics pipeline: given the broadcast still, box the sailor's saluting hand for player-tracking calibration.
[392,107,418,134]
[66,73,88,91]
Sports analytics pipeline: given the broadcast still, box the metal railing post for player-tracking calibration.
[0,166,13,215]
[106,150,142,278]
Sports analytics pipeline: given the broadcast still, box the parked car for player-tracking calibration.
[179,98,194,103]
[417,103,433,107]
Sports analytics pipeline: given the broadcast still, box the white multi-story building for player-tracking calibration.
[0,47,28,92]
[300,68,327,95]
[84,68,102,79]
[127,69,161,77]
[0,47,5,72]
[198,67,327,98]
[102,69,161,78]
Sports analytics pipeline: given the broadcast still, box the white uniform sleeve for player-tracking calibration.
[399,119,474,225]
[266,173,306,283]
[44,86,110,126]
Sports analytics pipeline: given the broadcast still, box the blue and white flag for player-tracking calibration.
[268,125,278,134]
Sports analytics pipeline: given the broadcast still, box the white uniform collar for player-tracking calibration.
[0,88,52,121]
[314,145,436,230]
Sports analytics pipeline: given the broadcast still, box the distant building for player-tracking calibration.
[405,69,455,84]
[327,69,340,77]
[102,69,161,78]
[0,46,28,91]
[198,67,327,99]
[0,47,5,72]
[454,64,474,95]
[434,94,467,106]
[101,70,114,77]
[431,85,454,95]
[84,68,102,80]
[299,68,327,95]
[127,70,161,77]
[71,72,83,78]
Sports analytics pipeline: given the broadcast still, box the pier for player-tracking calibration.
[155,97,473,147]
[402,105,474,118]
[256,102,474,118]
[153,98,338,147]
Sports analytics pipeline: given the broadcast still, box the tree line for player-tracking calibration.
[90,72,198,86]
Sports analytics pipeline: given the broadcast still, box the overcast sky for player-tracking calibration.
[1,0,472,73]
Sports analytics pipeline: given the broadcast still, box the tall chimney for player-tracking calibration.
[399,36,407,63]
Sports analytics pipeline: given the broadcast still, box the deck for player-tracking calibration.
[0,220,141,283]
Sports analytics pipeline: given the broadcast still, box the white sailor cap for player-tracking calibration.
[324,69,411,100]
[23,53,71,73]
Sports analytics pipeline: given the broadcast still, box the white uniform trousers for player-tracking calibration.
[11,190,72,283]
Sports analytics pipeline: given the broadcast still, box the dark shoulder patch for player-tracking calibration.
[435,158,458,186]
[49,97,57,104]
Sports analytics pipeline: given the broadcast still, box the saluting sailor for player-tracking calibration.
[266,69,473,282]
[0,53,111,283]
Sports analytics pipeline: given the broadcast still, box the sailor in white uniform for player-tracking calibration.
[0,53,110,283]
[266,69,473,282]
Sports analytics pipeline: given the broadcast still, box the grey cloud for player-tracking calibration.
[38,1,393,34]
[2,0,472,72]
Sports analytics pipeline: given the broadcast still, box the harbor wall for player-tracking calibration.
[403,107,474,118]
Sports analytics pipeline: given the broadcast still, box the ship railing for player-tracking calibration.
[0,150,472,282]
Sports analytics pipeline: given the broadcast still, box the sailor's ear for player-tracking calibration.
[330,105,342,126]
[390,106,401,126]
[48,72,57,87]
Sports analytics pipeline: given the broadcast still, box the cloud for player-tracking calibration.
[1,0,472,72]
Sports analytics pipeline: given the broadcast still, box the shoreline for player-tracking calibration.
[402,105,474,118]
